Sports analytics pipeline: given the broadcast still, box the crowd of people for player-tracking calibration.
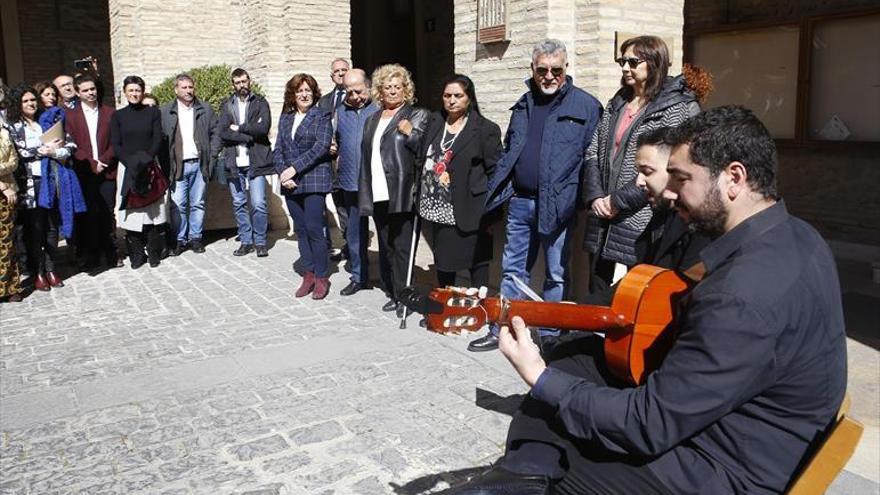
[0,35,851,495]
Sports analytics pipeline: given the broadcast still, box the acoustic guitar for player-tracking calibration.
[411,264,693,385]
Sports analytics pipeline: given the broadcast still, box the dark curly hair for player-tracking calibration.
[682,64,714,104]
[5,83,39,124]
[667,105,778,200]
[282,73,321,114]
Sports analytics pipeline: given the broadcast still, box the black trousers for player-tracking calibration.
[588,254,619,295]
[75,172,118,263]
[436,265,489,289]
[21,177,59,275]
[502,335,672,495]
[371,201,414,301]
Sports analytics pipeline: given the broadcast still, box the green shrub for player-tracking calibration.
[150,65,264,112]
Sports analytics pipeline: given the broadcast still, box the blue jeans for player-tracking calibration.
[341,191,368,284]
[228,168,268,247]
[493,196,571,337]
[287,193,329,278]
[172,160,206,243]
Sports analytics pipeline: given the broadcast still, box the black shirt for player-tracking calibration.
[512,91,557,198]
[534,201,847,494]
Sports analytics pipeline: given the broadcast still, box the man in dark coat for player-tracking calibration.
[66,74,119,271]
[468,39,602,352]
[218,68,273,257]
[160,74,220,254]
[451,106,847,495]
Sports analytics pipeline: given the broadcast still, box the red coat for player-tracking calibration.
[65,103,117,180]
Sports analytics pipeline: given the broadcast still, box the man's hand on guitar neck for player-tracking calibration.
[498,316,547,387]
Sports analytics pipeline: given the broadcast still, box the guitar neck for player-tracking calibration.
[485,299,630,331]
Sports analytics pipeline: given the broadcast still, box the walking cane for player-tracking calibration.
[399,214,421,329]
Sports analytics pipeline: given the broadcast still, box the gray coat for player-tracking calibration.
[583,76,700,265]
[160,98,221,182]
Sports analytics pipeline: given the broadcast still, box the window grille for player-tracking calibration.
[478,0,508,44]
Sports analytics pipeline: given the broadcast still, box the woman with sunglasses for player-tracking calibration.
[583,35,701,295]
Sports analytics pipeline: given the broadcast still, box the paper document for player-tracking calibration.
[39,121,63,144]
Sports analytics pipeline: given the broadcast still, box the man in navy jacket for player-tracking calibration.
[468,39,602,352]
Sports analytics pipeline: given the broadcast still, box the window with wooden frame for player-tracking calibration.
[685,8,880,145]
[477,0,508,44]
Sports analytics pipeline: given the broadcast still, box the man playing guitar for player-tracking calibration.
[450,106,847,495]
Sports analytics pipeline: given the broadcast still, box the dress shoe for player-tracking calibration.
[312,277,330,300]
[191,240,206,254]
[330,250,348,263]
[295,271,316,298]
[449,466,550,495]
[233,243,254,256]
[4,293,23,302]
[34,273,51,291]
[255,245,269,257]
[467,333,499,352]
[171,244,186,256]
[149,260,160,268]
[340,281,367,296]
[382,299,399,312]
[396,304,412,319]
[46,271,64,288]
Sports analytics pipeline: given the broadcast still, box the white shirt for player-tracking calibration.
[291,111,307,141]
[177,102,198,160]
[235,98,250,168]
[82,103,100,161]
[370,117,392,203]
[24,125,43,177]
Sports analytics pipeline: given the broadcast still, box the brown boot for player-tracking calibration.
[312,277,330,300]
[295,271,316,298]
[46,271,64,287]
[34,273,51,291]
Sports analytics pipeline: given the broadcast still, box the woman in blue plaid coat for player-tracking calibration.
[274,73,334,300]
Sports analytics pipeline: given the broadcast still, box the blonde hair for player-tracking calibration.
[370,63,416,107]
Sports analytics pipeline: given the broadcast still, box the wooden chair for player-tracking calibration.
[786,394,865,495]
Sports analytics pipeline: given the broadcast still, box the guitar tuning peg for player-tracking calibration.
[478,286,487,298]
[465,287,478,296]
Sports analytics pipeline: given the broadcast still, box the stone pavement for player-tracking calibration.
[0,233,878,494]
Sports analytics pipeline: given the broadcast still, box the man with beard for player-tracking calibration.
[450,105,847,495]
[218,68,273,257]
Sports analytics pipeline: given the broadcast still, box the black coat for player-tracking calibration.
[419,111,502,232]
[358,104,429,215]
[217,93,274,178]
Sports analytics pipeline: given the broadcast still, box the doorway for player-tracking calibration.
[350,0,454,111]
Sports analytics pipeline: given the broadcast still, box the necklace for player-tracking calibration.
[440,115,467,153]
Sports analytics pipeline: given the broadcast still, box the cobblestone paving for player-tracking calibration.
[1,236,521,494]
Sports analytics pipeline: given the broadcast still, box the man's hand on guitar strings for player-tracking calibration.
[498,316,547,388]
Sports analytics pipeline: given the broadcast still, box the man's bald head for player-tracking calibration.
[343,68,371,108]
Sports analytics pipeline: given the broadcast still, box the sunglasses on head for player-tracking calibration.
[616,57,645,69]
[534,66,565,77]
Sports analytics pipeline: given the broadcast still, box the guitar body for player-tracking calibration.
[606,265,690,385]
[415,264,694,386]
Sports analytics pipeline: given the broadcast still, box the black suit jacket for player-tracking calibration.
[420,111,502,232]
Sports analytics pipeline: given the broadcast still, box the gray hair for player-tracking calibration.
[174,73,194,87]
[531,39,567,64]
[330,58,350,69]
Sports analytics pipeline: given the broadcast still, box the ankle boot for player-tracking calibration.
[34,273,51,291]
[295,271,316,297]
[126,234,146,269]
[146,226,164,267]
[46,271,64,287]
[312,277,330,300]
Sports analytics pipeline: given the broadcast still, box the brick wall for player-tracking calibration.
[17,0,114,101]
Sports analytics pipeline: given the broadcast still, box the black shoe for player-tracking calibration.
[149,260,160,268]
[467,333,499,352]
[255,245,269,257]
[171,244,186,256]
[340,281,367,296]
[330,251,345,262]
[191,240,206,254]
[396,304,412,319]
[450,466,550,495]
[233,243,254,256]
[382,300,399,312]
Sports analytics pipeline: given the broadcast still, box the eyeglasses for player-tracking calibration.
[534,66,565,77]
[616,57,645,69]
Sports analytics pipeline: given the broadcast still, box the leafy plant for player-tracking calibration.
[150,65,263,111]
